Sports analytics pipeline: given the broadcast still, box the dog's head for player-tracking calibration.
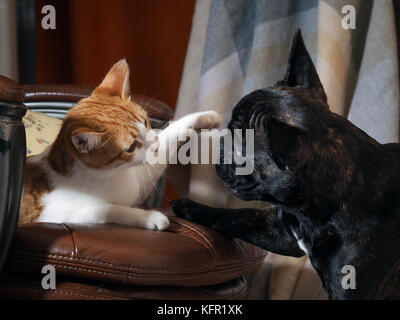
[216,30,379,217]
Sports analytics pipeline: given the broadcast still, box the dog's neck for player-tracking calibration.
[298,135,397,221]
[287,142,400,299]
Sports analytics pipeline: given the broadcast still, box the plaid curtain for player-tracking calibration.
[176,0,399,299]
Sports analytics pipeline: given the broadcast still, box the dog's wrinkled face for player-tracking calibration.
[216,89,321,204]
[216,30,377,212]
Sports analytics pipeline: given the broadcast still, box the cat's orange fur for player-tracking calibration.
[20,60,151,224]
[19,162,52,224]
[19,59,221,229]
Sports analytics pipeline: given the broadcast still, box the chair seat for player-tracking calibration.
[0,213,267,299]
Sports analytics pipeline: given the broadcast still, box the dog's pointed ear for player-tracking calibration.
[267,117,310,172]
[278,29,327,101]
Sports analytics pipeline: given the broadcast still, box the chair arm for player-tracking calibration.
[0,75,27,274]
[23,84,174,121]
[0,76,25,104]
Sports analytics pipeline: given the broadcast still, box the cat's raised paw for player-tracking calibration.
[192,111,222,130]
[146,211,170,231]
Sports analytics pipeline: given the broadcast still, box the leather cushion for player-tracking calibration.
[0,276,247,300]
[4,216,267,287]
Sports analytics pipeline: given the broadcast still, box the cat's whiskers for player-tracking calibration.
[144,161,164,175]
[144,162,171,202]
[140,83,148,106]
[142,91,161,113]
[145,163,171,190]
[137,161,147,205]
[144,163,162,196]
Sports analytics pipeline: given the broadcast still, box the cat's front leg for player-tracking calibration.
[168,111,222,132]
[171,199,305,257]
[38,203,170,231]
[106,206,170,231]
[157,111,221,147]
[149,111,221,167]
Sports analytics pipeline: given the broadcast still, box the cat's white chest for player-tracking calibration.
[38,160,166,225]
[92,166,142,206]
[79,165,147,206]
[48,162,153,208]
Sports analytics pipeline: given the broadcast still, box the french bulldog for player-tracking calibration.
[171,30,400,299]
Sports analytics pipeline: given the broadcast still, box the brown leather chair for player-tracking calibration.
[0,76,267,300]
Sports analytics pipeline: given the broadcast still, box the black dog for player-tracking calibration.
[172,30,400,299]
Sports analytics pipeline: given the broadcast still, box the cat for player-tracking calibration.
[20,59,221,231]
[172,30,400,299]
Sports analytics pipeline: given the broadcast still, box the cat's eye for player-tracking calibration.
[144,119,148,127]
[127,141,139,153]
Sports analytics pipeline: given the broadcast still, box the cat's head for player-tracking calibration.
[50,59,158,173]
[216,30,378,215]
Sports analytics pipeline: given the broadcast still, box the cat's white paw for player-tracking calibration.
[145,211,170,231]
[192,111,222,130]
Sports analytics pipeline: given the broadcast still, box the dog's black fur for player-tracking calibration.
[171,30,400,299]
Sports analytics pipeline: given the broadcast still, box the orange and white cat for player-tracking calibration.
[20,60,221,230]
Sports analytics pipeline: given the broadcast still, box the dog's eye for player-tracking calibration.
[127,141,139,153]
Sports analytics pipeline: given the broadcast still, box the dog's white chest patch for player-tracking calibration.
[297,239,308,255]
[292,231,308,255]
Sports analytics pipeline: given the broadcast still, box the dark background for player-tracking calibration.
[34,0,196,112]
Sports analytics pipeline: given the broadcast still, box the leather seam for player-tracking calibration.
[10,256,264,281]
[171,220,215,261]
[13,251,213,272]
[12,251,265,273]
[10,257,205,279]
[63,223,78,258]
[13,251,265,274]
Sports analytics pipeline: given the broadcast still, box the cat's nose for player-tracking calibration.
[145,131,157,144]
[153,138,159,153]
[148,136,159,153]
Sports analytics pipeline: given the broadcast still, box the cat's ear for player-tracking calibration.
[277,29,327,100]
[71,132,103,154]
[95,59,131,99]
[267,117,310,172]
